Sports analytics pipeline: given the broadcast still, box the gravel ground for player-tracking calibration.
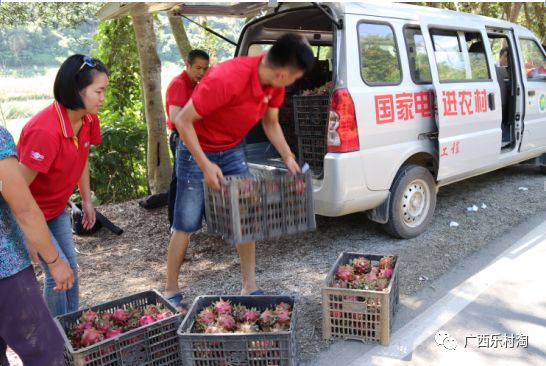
[7,163,546,365]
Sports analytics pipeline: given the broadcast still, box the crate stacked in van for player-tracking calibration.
[203,171,316,245]
[292,83,331,177]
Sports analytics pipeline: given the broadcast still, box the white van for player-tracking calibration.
[101,2,546,238]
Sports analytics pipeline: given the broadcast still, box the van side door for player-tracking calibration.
[420,22,502,182]
[516,34,546,152]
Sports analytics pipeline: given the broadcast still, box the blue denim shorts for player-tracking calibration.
[172,143,249,233]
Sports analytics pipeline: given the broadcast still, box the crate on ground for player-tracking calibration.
[203,171,316,245]
[293,95,329,137]
[322,253,399,345]
[178,295,297,366]
[55,290,182,366]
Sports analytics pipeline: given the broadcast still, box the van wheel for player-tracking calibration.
[382,164,436,239]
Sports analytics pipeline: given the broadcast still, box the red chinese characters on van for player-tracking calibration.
[374,89,488,124]
[375,91,433,124]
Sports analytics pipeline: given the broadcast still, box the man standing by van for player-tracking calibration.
[165,50,209,228]
[164,34,314,309]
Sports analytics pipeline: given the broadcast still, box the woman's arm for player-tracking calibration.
[77,159,96,230]
[1,156,74,291]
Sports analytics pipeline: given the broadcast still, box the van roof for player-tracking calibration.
[341,2,533,37]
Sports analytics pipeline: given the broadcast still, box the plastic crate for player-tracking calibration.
[55,290,183,366]
[297,135,326,178]
[178,295,297,366]
[203,171,316,245]
[293,95,329,137]
[322,253,399,345]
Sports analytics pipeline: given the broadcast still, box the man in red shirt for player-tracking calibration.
[165,50,209,227]
[165,34,314,308]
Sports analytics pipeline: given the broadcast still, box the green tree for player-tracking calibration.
[90,17,148,203]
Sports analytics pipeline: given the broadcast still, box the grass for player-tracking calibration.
[1,63,183,140]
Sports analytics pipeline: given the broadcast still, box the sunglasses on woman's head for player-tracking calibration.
[78,56,96,73]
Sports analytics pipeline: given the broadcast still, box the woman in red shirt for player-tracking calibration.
[17,54,108,316]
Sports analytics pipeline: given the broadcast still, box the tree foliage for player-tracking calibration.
[90,17,148,203]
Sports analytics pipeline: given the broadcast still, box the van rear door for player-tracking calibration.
[420,22,502,181]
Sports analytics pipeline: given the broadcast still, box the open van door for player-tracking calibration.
[419,21,502,182]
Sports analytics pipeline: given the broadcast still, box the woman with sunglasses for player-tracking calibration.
[16,54,108,316]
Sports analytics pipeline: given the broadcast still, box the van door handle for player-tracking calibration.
[528,90,536,97]
[488,92,495,110]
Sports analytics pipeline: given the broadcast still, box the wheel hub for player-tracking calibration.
[401,179,429,228]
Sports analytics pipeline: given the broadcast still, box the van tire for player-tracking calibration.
[382,164,436,239]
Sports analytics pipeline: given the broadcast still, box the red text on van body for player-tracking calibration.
[375,91,432,124]
[441,141,461,157]
[442,89,487,117]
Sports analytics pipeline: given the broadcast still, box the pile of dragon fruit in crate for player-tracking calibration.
[193,299,292,334]
[69,304,174,349]
[332,256,395,290]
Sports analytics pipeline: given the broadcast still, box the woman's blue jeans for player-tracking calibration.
[41,210,79,317]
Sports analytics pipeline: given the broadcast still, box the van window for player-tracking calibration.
[404,27,432,84]
[519,38,546,81]
[432,30,490,82]
[248,43,271,56]
[358,22,401,85]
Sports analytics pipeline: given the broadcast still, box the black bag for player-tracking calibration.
[138,192,168,209]
[69,201,123,236]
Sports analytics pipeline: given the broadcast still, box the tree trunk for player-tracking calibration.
[168,15,192,61]
[508,3,522,23]
[132,14,171,194]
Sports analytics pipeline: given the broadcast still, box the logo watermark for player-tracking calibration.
[436,331,529,350]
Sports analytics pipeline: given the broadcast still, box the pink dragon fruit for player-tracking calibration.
[376,277,389,291]
[217,314,237,331]
[242,307,260,323]
[112,309,128,325]
[335,265,354,282]
[379,256,395,270]
[197,307,216,326]
[274,307,291,326]
[379,267,393,279]
[352,257,371,274]
[214,299,232,315]
[80,310,98,323]
[365,272,378,282]
[81,328,103,347]
[138,315,155,327]
[105,328,123,339]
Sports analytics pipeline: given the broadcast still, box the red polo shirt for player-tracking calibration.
[165,71,194,130]
[17,101,101,221]
[191,54,285,152]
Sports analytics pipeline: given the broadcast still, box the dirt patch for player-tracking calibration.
[22,164,546,364]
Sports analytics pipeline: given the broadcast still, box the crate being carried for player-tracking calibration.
[292,94,329,177]
[54,290,182,366]
[203,171,315,245]
[178,295,297,366]
[322,252,399,345]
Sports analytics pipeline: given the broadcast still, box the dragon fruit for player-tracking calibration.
[112,309,128,325]
[217,314,237,331]
[274,307,291,327]
[105,328,123,339]
[352,257,371,274]
[242,307,260,323]
[379,267,393,279]
[80,310,98,323]
[237,322,258,334]
[376,277,389,291]
[138,315,155,327]
[197,307,216,326]
[214,299,232,315]
[379,256,395,270]
[336,265,354,282]
[81,328,102,347]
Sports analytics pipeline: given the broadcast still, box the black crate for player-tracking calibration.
[293,95,329,137]
[279,92,298,154]
[55,290,182,366]
[203,171,315,245]
[322,253,399,345]
[298,135,326,178]
[178,295,297,366]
